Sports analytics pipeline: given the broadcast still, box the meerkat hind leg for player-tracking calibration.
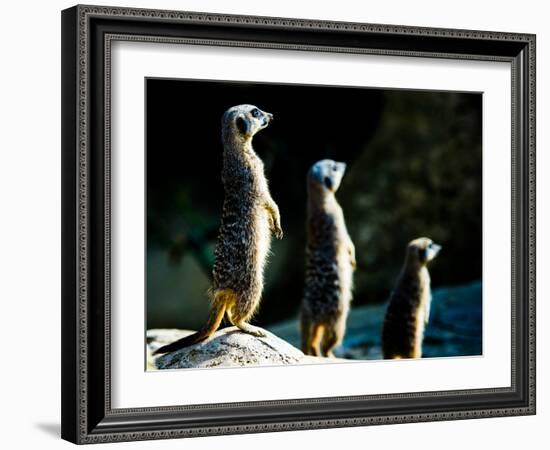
[303,322,323,356]
[321,327,338,358]
[321,332,336,358]
[321,319,345,358]
[235,321,267,337]
[226,307,266,337]
[411,343,422,359]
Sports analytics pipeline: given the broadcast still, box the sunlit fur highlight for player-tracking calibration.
[154,105,282,355]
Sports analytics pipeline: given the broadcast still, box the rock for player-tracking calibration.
[147,327,348,370]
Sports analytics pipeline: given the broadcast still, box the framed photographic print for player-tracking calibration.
[61,4,536,444]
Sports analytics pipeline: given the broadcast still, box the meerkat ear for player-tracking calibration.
[236,115,250,135]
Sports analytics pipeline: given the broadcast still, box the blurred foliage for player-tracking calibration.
[146,79,481,330]
[340,91,482,302]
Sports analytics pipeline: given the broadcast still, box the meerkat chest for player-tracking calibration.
[414,269,432,330]
[244,153,268,193]
[309,209,351,277]
[330,210,351,258]
[225,167,265,205]
[418,268,431,302]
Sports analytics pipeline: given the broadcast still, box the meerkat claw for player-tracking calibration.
[236,323,267,337]
[252,329,267,337]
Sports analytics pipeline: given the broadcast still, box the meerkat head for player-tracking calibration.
[406,237,442,267]
[222,104,273,141]
[308,159,347,194]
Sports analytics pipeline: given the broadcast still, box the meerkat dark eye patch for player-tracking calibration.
[236,116,249,135]
[419,248,428,262]
[324,176,334,189]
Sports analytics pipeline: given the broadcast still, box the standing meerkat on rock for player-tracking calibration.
[154,104,283,355]
[300,159,356,357]
[382,237,441,359]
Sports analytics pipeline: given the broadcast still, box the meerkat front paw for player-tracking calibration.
[269,212,283,239]
[273,222,283,240]
[349,244,357,269]
[265,200,283,239]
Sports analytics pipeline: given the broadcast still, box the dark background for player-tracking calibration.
[146,78,482,331]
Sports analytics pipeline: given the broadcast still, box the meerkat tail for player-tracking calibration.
[153,294,230,355]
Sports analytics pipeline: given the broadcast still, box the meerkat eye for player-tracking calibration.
[332,165,338,171]
[251,108,261,118]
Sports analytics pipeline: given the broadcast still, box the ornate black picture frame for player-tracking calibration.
[61,4,536,444]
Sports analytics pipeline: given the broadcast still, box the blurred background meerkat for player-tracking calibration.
[300,159,356,357]
[382,237,441,359]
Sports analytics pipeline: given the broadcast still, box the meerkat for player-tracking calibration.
[154,104,283,355]
[381,237,442,359]
[300,159,356,358]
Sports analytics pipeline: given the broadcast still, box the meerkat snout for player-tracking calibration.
[308,159,347,193]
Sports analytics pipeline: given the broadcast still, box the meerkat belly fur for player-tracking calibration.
[154,104,283,355]
[382,237,441,359]
[300,159,356,357]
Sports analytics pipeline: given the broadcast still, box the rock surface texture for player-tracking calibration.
[147,327,347,370]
